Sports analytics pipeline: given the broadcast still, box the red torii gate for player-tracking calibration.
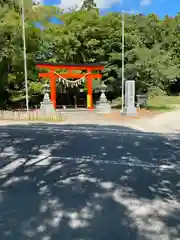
[36,62,104,109]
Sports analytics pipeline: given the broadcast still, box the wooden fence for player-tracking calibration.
[0,110,62,121]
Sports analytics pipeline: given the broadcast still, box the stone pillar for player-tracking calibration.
[124,80,137,116]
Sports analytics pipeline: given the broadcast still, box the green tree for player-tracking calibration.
[126,45,179,93]
[0,6,180,108]
[81,0,97,10]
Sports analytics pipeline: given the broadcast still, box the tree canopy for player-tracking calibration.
[0,2,180,108]
[81,0,97,10]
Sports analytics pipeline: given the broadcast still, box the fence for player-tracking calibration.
[0,110,62,121]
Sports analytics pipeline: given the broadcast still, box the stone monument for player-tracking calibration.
[39,83,57,116]
[95,83,111,114]
[122,80,137,116]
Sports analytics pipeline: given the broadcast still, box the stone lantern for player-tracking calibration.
[95,82,111,114]
[40,82,56,115]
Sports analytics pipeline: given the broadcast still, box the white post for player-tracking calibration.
[21,0,29,112]
[121,10,125,113]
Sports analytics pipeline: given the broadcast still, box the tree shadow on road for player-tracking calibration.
[0,124,180,240]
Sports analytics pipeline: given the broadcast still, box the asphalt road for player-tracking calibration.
[0,124,180,240]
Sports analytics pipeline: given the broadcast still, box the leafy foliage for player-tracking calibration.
[81,0,97,11]
[0,3,180,107]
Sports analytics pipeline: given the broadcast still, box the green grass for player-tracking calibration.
[111,96,180,112]
[147,96,180,111]
[146,105,173,112]
[148,96,180,106]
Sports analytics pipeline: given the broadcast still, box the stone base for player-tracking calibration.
[37,92,61,118]
[121,107,137,116]
[40,101,56,117]
[96,103,111,114]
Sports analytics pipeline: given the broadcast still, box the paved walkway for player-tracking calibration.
[134,109,180,133]
[0,124,179,239]
[0,108,180,133]
[56,108,180,133]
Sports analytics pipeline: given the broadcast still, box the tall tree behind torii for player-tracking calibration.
[81,0,97,10]
[0,0,34,9]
